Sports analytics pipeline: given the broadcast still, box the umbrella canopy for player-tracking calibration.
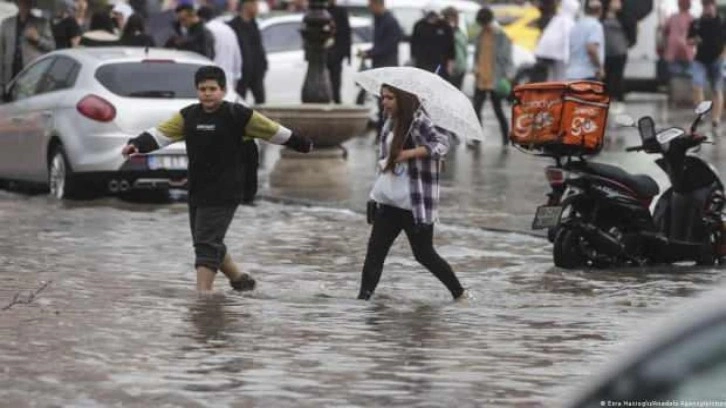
[353,67,485,142]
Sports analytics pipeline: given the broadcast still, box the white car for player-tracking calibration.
[565,286,726,407]
[0,47,239,199]
[256,13,374,105]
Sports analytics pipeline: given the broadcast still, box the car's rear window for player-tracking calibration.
[95,62,202,99]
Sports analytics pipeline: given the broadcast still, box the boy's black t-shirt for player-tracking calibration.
[689,15,726,64]
[181,102,253,206]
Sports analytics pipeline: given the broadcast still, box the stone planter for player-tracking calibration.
[258,103,370,197]
[256,103,369,148]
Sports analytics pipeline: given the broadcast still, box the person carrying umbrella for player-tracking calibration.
[354,67,481,301]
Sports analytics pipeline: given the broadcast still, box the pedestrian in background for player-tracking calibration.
[360,0,402,69]
[327,0,351,104]
[534,0,579,81]
[472,6,512,146]
[119,13,155,47]
[662,0,695,78]
[602,0,630,114]
[52,0,82,49]
[359,84,466,301]
[566,1,605,81]
[410,9,455,80]
[122,66,314,293]
[442,6,468,90]
[74,0,89,30]
[0,0,55,90]
[111,2,134,34]
[360,0,403,135]
[79,11,119,46]
[197,6,242,91]
[688,0,725,130]
[167,4,216,59]
[228,0,268,104]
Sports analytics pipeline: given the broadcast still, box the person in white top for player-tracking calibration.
[111,2,134,32]
[534,0,580,81]
[197,6,243,91]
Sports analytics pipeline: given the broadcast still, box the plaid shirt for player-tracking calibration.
[379,109,450,225]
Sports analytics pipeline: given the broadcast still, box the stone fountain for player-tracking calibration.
[256,0,369,196]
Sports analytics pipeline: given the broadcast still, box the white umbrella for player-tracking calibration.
[353,66,485,142]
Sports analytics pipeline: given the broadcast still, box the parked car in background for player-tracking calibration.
[253,13,374,104]
[565,287,726,407]
[0,48,239,199]
[490,3,541,52]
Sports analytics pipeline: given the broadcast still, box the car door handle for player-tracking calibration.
[41,111,52,118]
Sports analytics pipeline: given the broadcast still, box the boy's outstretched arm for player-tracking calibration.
[245,111,314,153]
[122,113,186,158]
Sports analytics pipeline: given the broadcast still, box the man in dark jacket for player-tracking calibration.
[361,0,402,135]
[228,0,268,105]
[327,0,351,104]
[166,4,215,59]
[410,10,455,79]
[361,0,402,68]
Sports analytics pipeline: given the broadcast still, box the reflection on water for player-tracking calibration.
[1,191,724,406]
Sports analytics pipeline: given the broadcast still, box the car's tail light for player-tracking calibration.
[545,167,566,186]
[76,94,116,122]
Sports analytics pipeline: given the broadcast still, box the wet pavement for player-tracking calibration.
[2,95,726,407]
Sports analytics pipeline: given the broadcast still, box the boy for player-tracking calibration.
[122,65,313,293]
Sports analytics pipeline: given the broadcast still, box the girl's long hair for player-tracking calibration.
[383,84,421,173]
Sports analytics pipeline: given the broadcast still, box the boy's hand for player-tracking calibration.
[122,144,138,158]
[285,132,314,153]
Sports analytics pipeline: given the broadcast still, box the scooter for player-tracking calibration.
[531,101,726,268]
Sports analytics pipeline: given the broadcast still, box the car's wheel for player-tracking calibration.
[48,145,82,200]
[553,227,587,269]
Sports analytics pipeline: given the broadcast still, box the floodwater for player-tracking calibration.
[1,96,726,406]
[1,192,724,407]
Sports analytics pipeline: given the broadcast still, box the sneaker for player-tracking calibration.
[230,273,256,292]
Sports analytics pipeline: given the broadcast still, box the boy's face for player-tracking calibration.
[197,79,225,110]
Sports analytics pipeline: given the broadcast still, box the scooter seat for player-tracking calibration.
[579,162,660,198]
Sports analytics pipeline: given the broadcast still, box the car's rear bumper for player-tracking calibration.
[74,168,187,193]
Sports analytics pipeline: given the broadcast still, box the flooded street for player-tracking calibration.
[2,96,726,406]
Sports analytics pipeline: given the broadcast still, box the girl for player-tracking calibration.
[358,84,466,301]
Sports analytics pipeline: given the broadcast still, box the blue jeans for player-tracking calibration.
[692,60,723,90]
[669,61,692,78]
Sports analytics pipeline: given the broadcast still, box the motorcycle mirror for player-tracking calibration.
[695,101,713,116]
[637,116,656,144]
[614,114,635,127]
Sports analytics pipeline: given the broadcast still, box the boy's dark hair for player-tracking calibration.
[195,66,227,90]
[476,7,493,25]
